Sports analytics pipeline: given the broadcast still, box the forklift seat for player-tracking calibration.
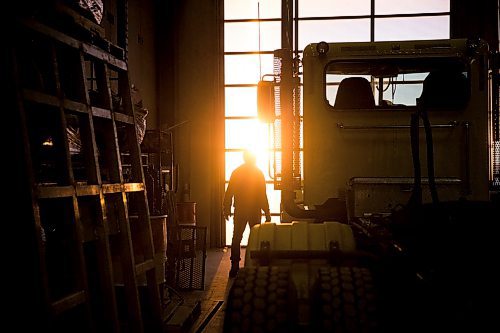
[419,69,470,109]
[334,77,375,109]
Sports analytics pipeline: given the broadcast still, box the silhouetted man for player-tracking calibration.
[223,150,271,278]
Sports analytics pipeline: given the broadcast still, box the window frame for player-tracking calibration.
[223,0,450,245]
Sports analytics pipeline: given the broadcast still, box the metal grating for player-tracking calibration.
[492,71,500,190]
[272,50,302,190]
[273,53,283,189]
[493,72,499,142]
[166,225,207,290]
[493,142,500,189]
[292,82,302,189]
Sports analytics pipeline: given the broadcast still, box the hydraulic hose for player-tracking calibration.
[409,103,440,208]
[421,107,439,204]
[409,111,422,207]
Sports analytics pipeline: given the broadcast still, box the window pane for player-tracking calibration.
[299,19,370,50]
[299,0,371,17]
[226,151,275,181]
[266,184,281,213]
[376,74,428,106]
[375,0,450,15]
[225,152,244,181]
[225,0,281,20]
[400,73,429,81]
[326,85,339,106]
[381,83,423,106]
[225,21,281,52]
[326,75,371,107]
[225,54,275,84]
[326,74,429,107]
[327,74,371,83]
[269,216,281,223]
[225,87,258,117]
[225,118,273,150]
[375,16,450,41]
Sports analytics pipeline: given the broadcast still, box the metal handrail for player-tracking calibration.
[336,120,459,130]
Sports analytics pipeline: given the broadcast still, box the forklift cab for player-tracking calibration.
[302,38,492,219]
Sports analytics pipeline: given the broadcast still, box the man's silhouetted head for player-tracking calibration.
[243,150,256,165]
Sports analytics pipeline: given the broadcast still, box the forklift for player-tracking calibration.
[224,38,499,333]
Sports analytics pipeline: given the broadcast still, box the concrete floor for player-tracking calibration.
[169,247,244,333]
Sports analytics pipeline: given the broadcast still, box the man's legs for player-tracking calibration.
[229,213,247,277]
[229,212,261,278]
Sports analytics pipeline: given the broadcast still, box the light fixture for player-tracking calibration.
[316,41,329,56]
[42,137,54,147]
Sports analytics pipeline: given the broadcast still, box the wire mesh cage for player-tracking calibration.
[166,225,207,290]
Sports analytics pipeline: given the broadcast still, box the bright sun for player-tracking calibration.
[225,118,274,180]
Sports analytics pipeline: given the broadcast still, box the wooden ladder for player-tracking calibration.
[11,15,163,333]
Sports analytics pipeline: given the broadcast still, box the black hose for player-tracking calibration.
[408,102,440,209]
[421,106,439,204]
[409,111,422,207]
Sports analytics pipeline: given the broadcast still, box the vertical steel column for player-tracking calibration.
[280,0,295,199]
[282,0,293,50]
[117,0,129,61]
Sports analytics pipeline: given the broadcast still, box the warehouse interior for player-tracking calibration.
[7,0,500,332]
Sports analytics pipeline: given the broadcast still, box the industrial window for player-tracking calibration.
[223,0,450,246]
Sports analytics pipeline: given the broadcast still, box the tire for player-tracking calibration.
[311,266,378,333]
[223,266,297,333]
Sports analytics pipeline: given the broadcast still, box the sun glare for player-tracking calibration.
[225,118,273,178]
[225,118,275,246]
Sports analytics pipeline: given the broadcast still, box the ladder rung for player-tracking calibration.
[37,185,74,199]
[23,89,88,115]
[124,183,145,192]
[23,89,59,108]
[20,18,80,48]
[63,99,88,114]
[114,112,135,125]
[82,43,127,70]
[76,184,100,196]
[54,1,105,38]
[135,259,155,276]
[51,291,87,315]
[102,183,123,194]
[91,106,112,120]
[19,18,127,71]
